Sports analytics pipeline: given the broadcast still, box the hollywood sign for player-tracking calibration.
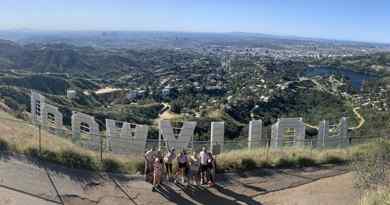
[31,92,349,154]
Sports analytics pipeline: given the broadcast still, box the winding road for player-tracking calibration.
[305,107,365,130]
[350,107,365,130]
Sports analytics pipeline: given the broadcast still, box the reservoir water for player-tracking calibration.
[303,66,378,89]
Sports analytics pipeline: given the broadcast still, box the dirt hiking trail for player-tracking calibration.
[0,155,359,205]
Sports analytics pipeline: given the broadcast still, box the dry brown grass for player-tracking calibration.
[0,111,90,153]
[0,110,143,173]
[0,110,373,175]
[217,147,351,171]
[362,189,390,205]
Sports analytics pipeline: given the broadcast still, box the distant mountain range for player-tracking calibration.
[0,30,389,49]
[0,38,205,77]
[0,30,389,78]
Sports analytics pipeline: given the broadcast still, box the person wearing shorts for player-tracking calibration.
[176,150,188,184]
[189,151,200,185]
[164,148,176,181]
[144,148,156,183]
[207,152,215,186]
[199,147,209,185]
[152,157,163,191]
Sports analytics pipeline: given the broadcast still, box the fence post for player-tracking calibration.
[100,135,103,163]
[158,132,161,150]
[265,138,270,163]
[310,139,313,157]
[38,124,42,154]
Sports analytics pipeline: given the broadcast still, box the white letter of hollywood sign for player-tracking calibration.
[34,92,338,153]
[159,120,197,151]
[31,91,64,135]
[30,91,150,153]
[71,111,100,150]
[106,119,149,154]
[210,122,224,154]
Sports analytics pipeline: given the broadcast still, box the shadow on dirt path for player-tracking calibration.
[0,154,354,205]
[156,184,197,205]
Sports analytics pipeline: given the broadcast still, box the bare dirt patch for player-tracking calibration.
[257,172,360,205]
[0,187,57,205]
[0,154,357,205]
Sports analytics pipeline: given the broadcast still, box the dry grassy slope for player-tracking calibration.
[0,110,81,152]
[0,108,364,175]
[0,109,144,172]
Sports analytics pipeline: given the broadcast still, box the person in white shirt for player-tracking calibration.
[199,147,209,185]
[152,157,163,191]
[144,148,156,182]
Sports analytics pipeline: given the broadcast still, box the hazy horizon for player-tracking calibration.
[2,29,390,46]
[1,0,390,43]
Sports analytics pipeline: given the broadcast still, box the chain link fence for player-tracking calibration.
[0,115,381,165]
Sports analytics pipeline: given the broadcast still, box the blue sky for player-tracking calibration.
[1,0,389,43]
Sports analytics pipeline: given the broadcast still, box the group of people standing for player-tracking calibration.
[145,147,216,191]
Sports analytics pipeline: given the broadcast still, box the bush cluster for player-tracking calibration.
[24,147,99,171]
[4,134,388,178]
[351,139,390,202]
[0,138,9,151]
[21,147,146,174]
[217,147,351,172]
[102,158,125,173]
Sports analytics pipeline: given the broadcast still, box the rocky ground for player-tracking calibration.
[0,154,359,205]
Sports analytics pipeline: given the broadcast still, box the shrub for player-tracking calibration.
[275,157,298,168]
[125,160,145,174]
[224,160,241,171]
[241,158,257,170]
[362,189,390,205]
[258,160,272,168]
[59,150,99,171]
[24,148,60,164]
[322,155,345,164]
[23,148,99,171]
[351,139,390,192]
[24,147,40,158]
[0,138,9,151]
[296,156,316,167]
[170,100,183,114]
[40,150,60,163]
[351,140,390,205]
[102,158,125,173]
